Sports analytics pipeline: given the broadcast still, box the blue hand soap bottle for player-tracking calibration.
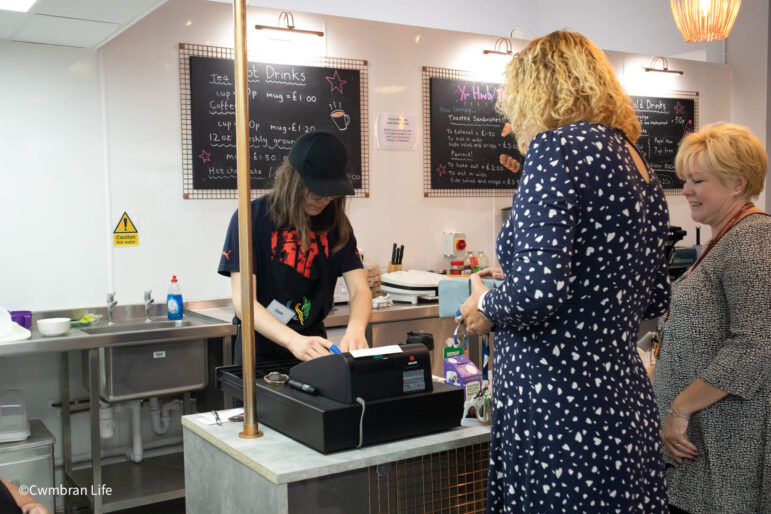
[167,275,184,320]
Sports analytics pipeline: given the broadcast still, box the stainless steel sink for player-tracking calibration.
[82,320,193,335]
[80,314,210,401]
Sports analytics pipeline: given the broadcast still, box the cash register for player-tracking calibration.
[216,343,464,453]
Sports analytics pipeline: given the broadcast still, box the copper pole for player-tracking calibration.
[233,0,261,439]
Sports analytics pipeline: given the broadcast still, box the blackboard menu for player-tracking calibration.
[429,77,523,190]
[631,95,697,190]
[189,56,362,190]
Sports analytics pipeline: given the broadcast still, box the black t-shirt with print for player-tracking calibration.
[218,195,362,360]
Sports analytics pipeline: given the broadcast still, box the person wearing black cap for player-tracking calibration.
[218,131,371,363]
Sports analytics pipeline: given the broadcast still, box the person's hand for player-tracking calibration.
[661,408,698,464]
[287,335,333,361]
[646,363,656,386]
[337,330,368,352]
[477,266,504,281]
[459,274,494,335]
[499,123,521,173]
[22,503,49,514]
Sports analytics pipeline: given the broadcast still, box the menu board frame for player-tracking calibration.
[422,66,521,197]
[178,43,370,199]
[629,90,699,194]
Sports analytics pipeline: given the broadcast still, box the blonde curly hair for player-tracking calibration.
[498,31,641,155]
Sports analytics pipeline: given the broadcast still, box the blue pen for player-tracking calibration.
[329,344,342,354]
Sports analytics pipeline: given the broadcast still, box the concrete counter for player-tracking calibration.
[182,413,490,513]
[192,299,441,328]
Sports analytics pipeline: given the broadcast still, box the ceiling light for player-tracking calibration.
[670,0,742,43]
[0,0,37,12]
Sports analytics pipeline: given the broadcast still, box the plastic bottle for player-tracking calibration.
[477,250,489,271]
[167,275,184,320]
[463,251,474,275]
[471,251,483,273]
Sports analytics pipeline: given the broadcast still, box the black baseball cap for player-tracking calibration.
[288,131,354,196]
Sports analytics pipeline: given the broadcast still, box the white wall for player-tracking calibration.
[239,0,725,62]
[242,0,540,42]
[0,42,109,310]
[727,0,769,208]
[0,0,754,311]
[533,0,726,63]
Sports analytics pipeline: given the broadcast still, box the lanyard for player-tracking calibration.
[683,202,763,278]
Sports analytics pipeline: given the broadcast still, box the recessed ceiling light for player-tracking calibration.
[0,0,37,13]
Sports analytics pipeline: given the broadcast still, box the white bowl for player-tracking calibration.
[37,318,71,337]
[0,307,11,337]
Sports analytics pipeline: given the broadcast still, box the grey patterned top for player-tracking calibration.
[654,213,771,514]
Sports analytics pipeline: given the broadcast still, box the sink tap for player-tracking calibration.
[144,290,154,323]
[107,292,117,326]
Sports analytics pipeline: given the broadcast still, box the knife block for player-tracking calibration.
[387,262,402,273]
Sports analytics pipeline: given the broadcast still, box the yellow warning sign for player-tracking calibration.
[113,212,138,246]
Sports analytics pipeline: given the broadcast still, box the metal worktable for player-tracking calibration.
[0,301,236,358]
[0,299,237,514]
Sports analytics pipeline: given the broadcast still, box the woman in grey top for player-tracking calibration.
[654,122,770,514]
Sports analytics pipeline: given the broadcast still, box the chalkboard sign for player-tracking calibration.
[631,93,698,191]
[179,44,369,199]
[425,73,523,196]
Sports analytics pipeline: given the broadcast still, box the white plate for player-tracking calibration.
[0,322,31,343]
[381,270,446,288]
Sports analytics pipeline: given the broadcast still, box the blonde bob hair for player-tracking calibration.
[675,122,767,199]
[498,31,641,155]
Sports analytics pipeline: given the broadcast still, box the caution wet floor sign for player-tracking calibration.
[113,212,138,246]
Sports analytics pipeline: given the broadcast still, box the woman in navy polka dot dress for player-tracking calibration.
[460,31,671,512]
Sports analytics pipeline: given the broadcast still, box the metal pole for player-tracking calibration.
[233,0,262,439]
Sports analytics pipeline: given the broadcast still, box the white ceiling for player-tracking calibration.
[0,0,167,48]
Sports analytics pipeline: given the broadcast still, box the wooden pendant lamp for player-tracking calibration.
[670,0,742,43]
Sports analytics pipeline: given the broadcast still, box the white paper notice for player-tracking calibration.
[349,345,404,359]
[376,113,416,150]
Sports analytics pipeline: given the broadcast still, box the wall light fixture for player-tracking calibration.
[483,37,513,56]
[643,56,684,75]
[255,11,324,37]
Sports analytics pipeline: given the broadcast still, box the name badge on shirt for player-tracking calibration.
[267,300,295,325]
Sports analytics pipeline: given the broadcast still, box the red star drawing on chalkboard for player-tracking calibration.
[325,70,347,94]
[674,102,686,115]
[436,163,447,177]
[198,149,211,163]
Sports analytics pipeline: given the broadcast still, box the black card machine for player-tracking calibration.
[289,343,433,404]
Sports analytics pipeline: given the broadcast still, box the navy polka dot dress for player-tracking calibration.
[482,122,670,513]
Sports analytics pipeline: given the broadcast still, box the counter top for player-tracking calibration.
[195,300,440,328]
[0,304,236,357]
[0,299,440,357]
[182,413,489,485]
